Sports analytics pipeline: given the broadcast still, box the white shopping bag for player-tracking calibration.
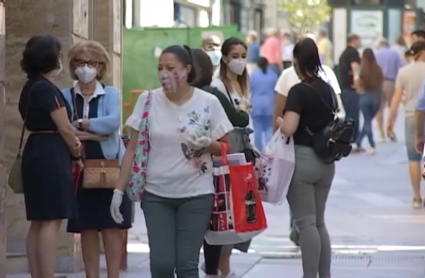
[254,131,295,205]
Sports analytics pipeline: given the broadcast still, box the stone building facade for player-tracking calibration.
[0,0,123,277]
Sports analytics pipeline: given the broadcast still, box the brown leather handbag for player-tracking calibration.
[70,87,121,189]
[83,157,120,189]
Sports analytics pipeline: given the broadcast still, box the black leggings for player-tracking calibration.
[203,240,221,275]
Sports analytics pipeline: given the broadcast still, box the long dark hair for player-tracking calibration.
[360,48,383,91]
[292,37,323,78]
[257,57,268,74]
[190,49,213,88]
[219,37,248,97]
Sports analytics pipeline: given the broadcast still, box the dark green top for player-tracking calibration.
[200,85,249,128]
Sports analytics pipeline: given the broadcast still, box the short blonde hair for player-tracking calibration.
[68,40,111,81]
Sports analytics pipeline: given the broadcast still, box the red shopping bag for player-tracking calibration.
[205,143,267,245]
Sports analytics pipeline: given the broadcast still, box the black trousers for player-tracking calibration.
[203,240,221,275]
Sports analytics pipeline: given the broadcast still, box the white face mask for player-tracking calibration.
[227,59,247,75]
[75,64,97,84]
[206,50,222,66]
[51,60,63,78]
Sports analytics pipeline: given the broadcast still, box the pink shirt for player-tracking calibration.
[261,37,281,64]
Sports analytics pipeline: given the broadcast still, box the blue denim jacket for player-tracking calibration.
[61,84,125,164]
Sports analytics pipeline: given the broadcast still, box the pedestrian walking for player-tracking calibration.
[387,41,425,208]
[392,34,408,63]
[210,37,252,278]
[276,37,335,278]
[62,40,132,278]
[110,45,233,278]
[261,28,283,75]
[190,48,250,278]
[317,28,334,69]
[18,35,81,278]
[281,32,294,69]
[250,57,277,150]
[246,30,260,75]
[373,38,403,142]
[338,34,361,145]
[352,48,383,154]
[273,33,343,247]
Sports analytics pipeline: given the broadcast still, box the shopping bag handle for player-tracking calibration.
[219,141,228,166]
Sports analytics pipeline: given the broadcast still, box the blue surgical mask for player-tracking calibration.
[206,50,222,67]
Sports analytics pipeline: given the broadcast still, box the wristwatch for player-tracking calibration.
[77,119,84,130]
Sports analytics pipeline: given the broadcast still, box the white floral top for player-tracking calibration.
[125,87,233,198]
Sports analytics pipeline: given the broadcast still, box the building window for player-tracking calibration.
[174,3,197,26]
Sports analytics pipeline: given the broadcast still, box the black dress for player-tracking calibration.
[19,75,77,221]
[67,91,132,232]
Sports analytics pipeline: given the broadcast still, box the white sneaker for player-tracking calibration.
[221,272,237,278]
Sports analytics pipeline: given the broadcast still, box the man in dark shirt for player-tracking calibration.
[338,34,361,144]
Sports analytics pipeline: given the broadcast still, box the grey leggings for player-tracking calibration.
[287,146,335,278]
[142,191,213,278]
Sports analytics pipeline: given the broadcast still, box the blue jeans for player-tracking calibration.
[356,93,381,148]
[341,88,360,143]
[252,115,273,150]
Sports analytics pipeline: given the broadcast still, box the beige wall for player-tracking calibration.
[0,0,123,275]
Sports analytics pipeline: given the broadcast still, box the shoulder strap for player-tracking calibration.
[70,87,79,120]
[220,80,234,106]
[299,82,338,115]
[18,80,44,155]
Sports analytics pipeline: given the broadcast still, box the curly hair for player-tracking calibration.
[21,35,61,75]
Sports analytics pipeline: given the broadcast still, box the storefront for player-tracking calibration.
[328,0,416,65]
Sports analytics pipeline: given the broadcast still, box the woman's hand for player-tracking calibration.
[187,136,212,150]
[110,189,124,224]
[70,139,82,157]
[72,158,84,172]
[276,116,284,132]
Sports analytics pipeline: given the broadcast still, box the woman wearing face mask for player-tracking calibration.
[110,45,233,278]
[210,37,251,278]
[190,49,250,278]
[62,40,131,278]
[18,35,82,278]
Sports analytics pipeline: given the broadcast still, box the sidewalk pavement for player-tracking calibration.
[10,108,425,277]
[59,252,425,277]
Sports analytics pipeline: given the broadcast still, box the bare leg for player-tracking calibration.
[102,228,123,278]
[409,161,422,200]
[27,221,42,278]
[375,108,385,140]
[81,230,100,278]
[218,255,231,276]
[37,220,62,278]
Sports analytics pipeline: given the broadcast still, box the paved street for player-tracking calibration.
[8,108,422,278]
[116,108,425,277]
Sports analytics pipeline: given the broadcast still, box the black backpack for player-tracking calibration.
[300,83,354,164]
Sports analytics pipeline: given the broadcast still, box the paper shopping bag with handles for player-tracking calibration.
[254,131,295,205]
[205,143,267,246]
